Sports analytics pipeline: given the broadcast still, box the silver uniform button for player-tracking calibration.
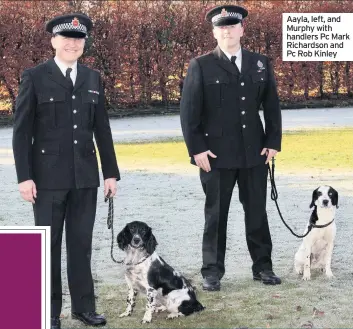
[205,133,208,136]
[74,140,77,144]
[216,80,219,83]
[50,98,53,101]
[73,125,77,129]
[92,99,95,103]
[261,78,264,81]
[242,97,245,100]
[72,95,76,99]
[41,149,45,153]
[73,110,77,114]
[243,125,246,128]
[241,111,245,115]
[241,82,244,86]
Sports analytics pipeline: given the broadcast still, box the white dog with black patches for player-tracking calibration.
[116,221,204,323]
[294,185,339,280]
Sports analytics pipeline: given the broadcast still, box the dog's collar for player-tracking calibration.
[124,255,150,266]
[310,218,335,228]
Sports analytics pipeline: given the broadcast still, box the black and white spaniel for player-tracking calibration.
[116,221,205,323]
[294,185,339,280]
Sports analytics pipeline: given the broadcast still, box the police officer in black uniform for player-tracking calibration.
[180,5,282,291]
[12,13,120,329]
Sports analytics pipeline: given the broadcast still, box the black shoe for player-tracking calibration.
[51,316,61,329]
[202,275,221,291]
[253,270,281,285]
[72,311,107,326]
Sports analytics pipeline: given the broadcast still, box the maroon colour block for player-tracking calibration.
[0,233,42,329]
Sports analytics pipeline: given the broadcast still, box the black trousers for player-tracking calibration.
[33,188,98,317]
[200,164,272,279]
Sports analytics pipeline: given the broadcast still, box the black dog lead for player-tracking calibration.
[268,157,334,239]
[105,189,124,264]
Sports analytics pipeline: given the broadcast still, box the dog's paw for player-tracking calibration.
[302,274,311,281]
[166,312,183,319]
[141,312,152,323]
[141,317,152,324]
[154,305,167,313]
[325,270,334,279]
[119,311,131,318]
[294,267,303,275]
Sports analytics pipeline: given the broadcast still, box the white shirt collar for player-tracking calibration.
[219,46,242,72]
[220,46,242,62]
[54,56,77,76]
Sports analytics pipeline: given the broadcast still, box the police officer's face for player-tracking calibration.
[213,23,244,51]
[51,35,85,64]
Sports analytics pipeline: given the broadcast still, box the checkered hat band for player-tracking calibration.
[212,12,242,23]
[53,22,87,34]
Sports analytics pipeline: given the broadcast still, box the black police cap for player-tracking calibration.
[205,5,248,26]
[46,13,93,38]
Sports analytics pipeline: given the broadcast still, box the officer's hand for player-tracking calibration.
[261,148,278,164]
[19,180,37,204]
[104,178,117,197]
[194,150,217,172]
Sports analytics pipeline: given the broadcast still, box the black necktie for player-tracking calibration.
[230,56,240,74]
[65,68,73,89]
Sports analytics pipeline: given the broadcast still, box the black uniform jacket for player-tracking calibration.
[12,58,120,189]
[180,46,282,168]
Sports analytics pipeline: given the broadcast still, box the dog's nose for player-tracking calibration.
[133,237,140,244]
[323,199,329,206]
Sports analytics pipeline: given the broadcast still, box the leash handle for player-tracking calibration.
[270,158,277,201]
[104,189,124,264]
[105,189,112,202]
[105,189,113,229]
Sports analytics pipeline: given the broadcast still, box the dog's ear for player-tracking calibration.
[331,188,339,209]
[309,206,318,224]
[146,228,158,255]
[310,188,319,209]
[117,225,131,250]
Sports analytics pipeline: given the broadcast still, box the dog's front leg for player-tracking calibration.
[324,241,334,278]
[302,244,312,281]
[142,287,157,323]
[119,275,138,317]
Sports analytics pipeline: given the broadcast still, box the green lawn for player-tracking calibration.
[110,128,353,173]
